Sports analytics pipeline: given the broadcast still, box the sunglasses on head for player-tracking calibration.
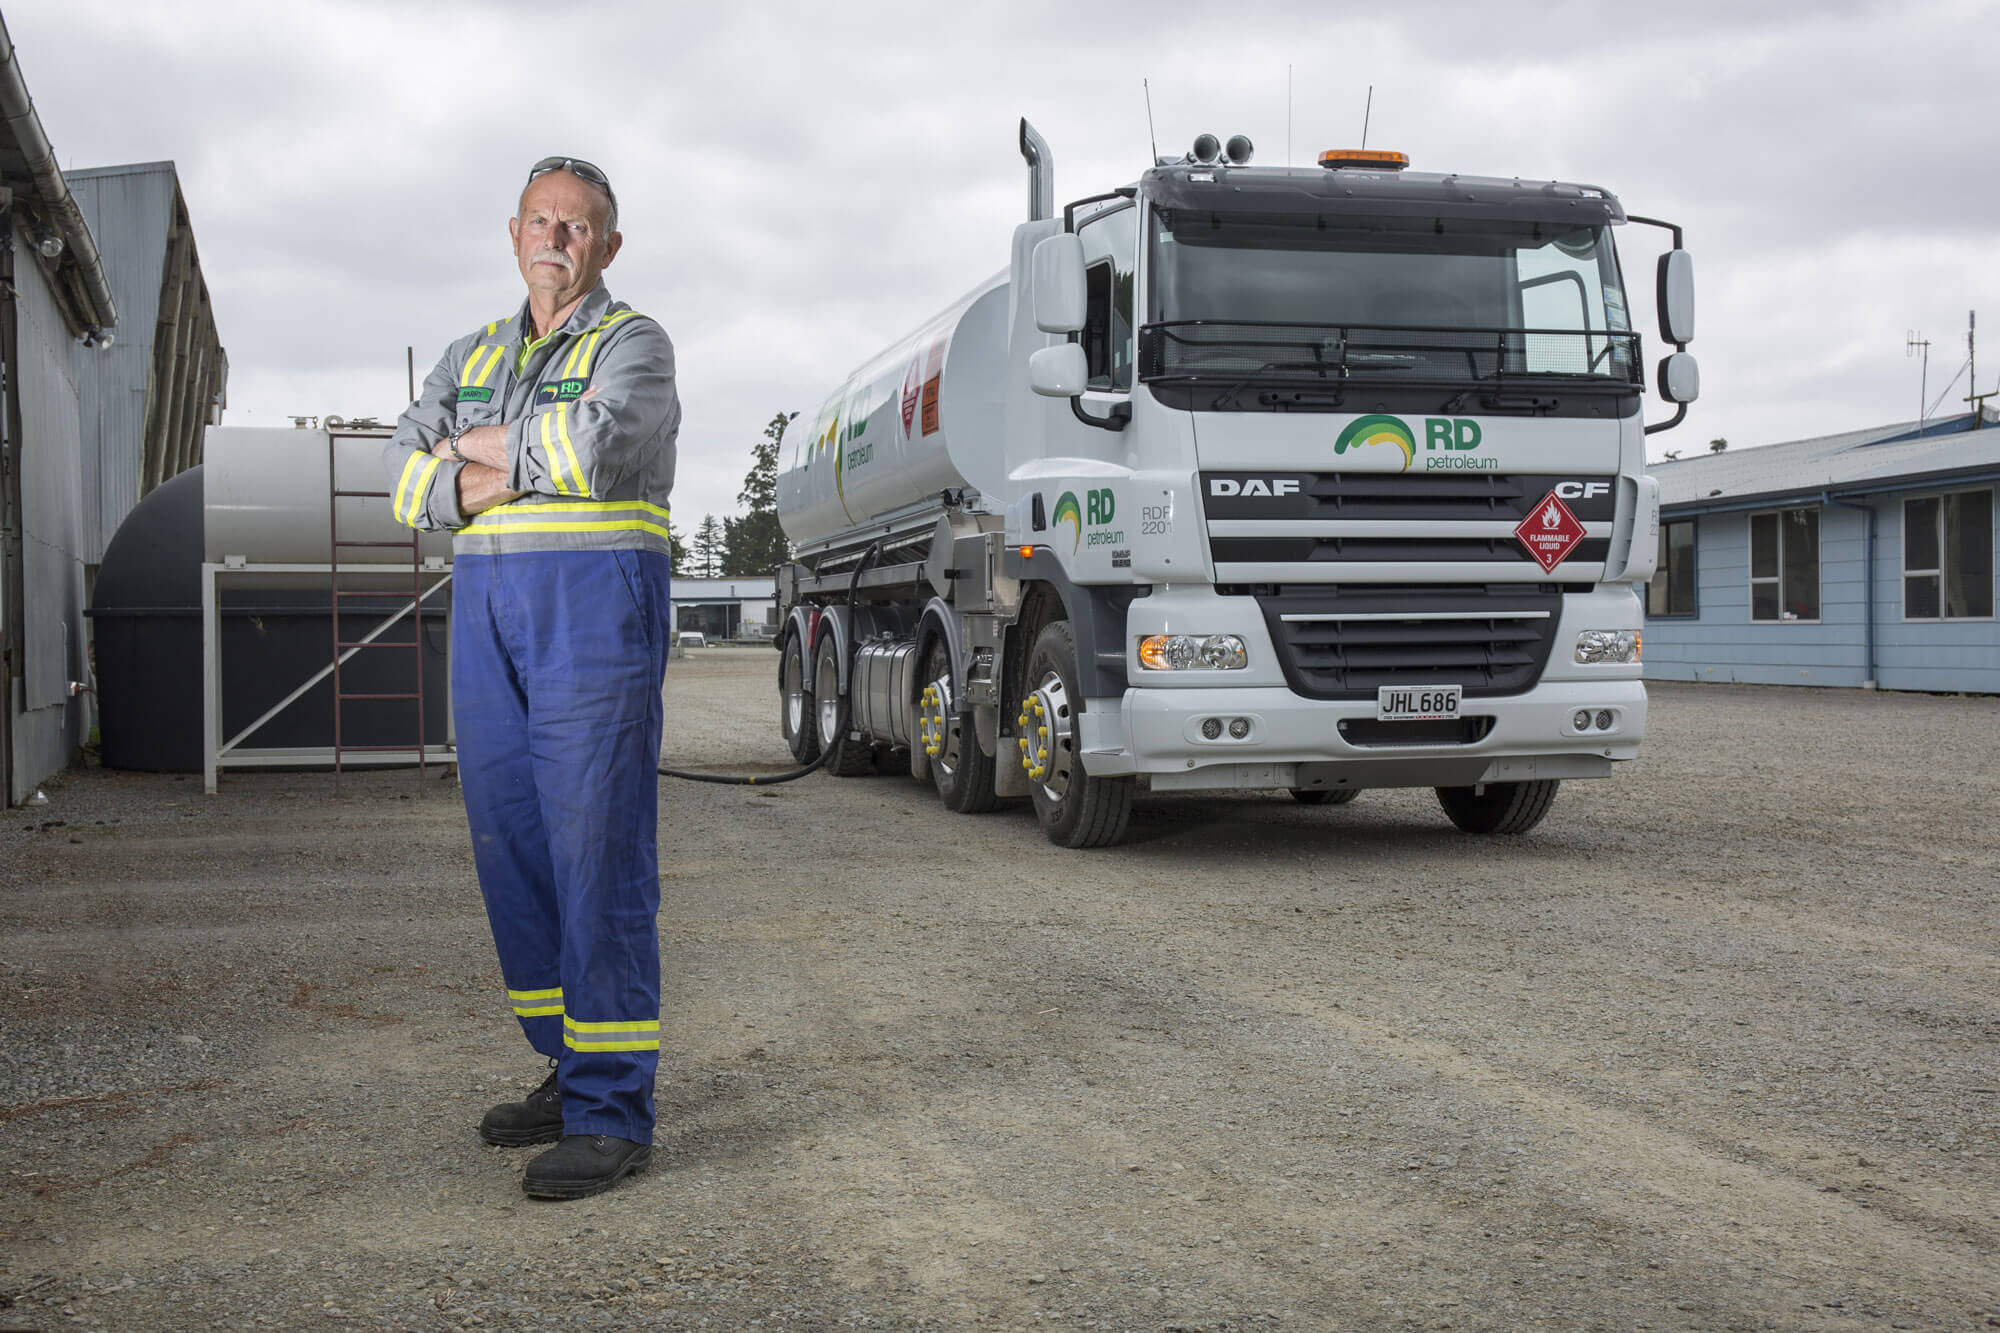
[526,157,617,212]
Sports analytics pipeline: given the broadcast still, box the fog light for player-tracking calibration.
[1201,717,1223,740]
[1596,710,1614,730]
[1573,710,1592,731]
[1575,629,1640,664]
[1227,717,1251,739]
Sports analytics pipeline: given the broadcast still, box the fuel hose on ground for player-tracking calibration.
[656,543,880,786]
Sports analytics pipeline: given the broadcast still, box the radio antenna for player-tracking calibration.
[1287,64,1293,166]
[1143,78,1159,165]
[1907,330,1932,430]
[1360,85,1374,149]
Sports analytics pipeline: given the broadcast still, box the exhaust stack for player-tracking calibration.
[1019,118,1052,222]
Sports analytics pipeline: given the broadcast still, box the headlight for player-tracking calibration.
[1139,633,1248,671]
[1574,629,1641,664]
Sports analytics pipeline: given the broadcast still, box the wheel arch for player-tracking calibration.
[915,597,965,696]
[998,549,1143,701]
[802,604,853,694]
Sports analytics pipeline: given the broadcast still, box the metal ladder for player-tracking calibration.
[328,433,427,793]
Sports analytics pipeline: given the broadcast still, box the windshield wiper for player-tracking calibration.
[1345,352,1417,370]
[1205,359,1338,409]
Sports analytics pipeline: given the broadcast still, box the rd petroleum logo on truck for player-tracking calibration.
[1053,488,1121,554]
[1333,414,1494,472]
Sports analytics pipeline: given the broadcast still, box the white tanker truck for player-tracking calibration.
[773,121,1697,847]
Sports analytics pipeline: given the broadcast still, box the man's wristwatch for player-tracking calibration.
[447,426,468,462]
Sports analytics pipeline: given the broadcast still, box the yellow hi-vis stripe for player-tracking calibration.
[458,498,674,541]
[459,345,495,388]
[555,404,587,495]
[407,456,444,525]
[392,452,426,524]
[508,985,564,1018]
[570,330,605,380]
[563,1015,660,1053]
[469,344,505,388]
[539,411,573,495]
[480,499,672,519]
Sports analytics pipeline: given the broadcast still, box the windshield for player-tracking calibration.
[1145,209,1637,388]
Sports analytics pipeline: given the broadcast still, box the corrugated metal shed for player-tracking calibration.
[70,161,225,563]
[16,211,85,712]
[0,9,112,802]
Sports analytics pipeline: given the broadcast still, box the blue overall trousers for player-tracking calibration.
[451,548,672,1142]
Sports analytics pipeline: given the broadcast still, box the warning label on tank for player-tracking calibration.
[920,336,947,436]
[900,355,921,439]
[1514,493,1586,572]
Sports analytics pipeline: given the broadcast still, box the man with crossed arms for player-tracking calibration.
[384,156,677,1199]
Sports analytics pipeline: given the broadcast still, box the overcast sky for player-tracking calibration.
[14,0,2000,529]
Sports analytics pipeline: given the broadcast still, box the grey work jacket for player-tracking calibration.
[382,281,679,556]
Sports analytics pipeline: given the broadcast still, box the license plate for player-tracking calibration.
[1376,685,1462,721]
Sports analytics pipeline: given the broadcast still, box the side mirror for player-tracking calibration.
[1658,351,1699,404]
[1031,233,1087,334]
[1656,250,1694,345]
[1028,343,1087,397]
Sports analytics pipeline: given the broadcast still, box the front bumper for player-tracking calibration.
[1076,679,1647,790]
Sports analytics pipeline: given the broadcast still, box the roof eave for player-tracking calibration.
[0,12,116,334]
[1663,460,2000,516]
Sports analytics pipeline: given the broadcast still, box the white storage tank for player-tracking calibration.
[204,426,453,578]
[778,273,1010,548]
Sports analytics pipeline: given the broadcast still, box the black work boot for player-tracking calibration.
[478,1061,563,1146]
[522,1134,651,1200]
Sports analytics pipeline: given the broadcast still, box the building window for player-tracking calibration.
[1748,507,1819,621]
[1903,489,1994,620]
[1647,519,1697,617]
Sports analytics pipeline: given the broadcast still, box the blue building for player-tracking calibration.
[1643,410,2000,693]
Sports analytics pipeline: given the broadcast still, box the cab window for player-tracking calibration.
[1077,204,1137,391]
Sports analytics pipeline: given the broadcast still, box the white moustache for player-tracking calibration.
[532,248,573,269]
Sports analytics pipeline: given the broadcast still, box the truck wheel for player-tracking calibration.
[779,629,819,764]
[1434,779,1560,835]
[1019,621,1133,848]
[1290,788,1359,806]
[812,632,875,777]
[919,639,996,813]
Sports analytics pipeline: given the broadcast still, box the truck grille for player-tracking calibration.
[1210,535,1610,566]
[1250,585,1562,700]
[1201,472,1617,524]
[1202,471,1616,581]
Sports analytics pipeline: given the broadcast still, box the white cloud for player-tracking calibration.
[13,0,2000,531]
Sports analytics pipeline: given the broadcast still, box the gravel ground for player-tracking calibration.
[2,644,1997,1331]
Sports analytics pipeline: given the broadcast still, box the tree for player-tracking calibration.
[690,514,723,579]
[1709,437,1729,453]
[722,411,795,577]
[666,519,689,572]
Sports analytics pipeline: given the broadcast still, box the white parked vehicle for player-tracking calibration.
[774,122,1696,847]
[676,631,707,649]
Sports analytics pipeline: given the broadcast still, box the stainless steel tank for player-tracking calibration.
[777,273,1011,547]
[203,426,453,580]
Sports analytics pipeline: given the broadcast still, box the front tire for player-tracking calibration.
[779,629,818,764]
[919,638,997,813]
[1434,779,1559,835]
[812,632,875,777]
[1019,621,1133,848]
